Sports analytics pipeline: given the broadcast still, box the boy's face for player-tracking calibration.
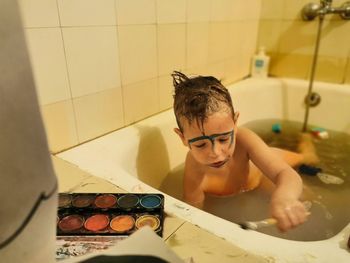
[175,111,238,168]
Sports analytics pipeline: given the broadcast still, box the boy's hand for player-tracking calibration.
[270,199,309,232]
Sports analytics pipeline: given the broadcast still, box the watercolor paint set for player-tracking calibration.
[57,193,164,237]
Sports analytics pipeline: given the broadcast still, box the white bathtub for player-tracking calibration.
[58,78,350,262]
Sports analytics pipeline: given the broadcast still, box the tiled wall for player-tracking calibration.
[258,0,350,83]
[19,0,261,153]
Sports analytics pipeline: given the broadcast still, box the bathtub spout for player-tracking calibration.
[302,0,350,20]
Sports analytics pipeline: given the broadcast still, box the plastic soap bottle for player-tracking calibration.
[251,46,270,78]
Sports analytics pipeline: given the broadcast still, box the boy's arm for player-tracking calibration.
[183,154,205,209]
[239,128,307,231]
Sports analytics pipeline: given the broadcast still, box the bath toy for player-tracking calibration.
[311,127,329,139]
[272,123,281,133]
[312,130,329,139]
[311,127,326,132]
[317,173,344,185]
[298,164,322,176]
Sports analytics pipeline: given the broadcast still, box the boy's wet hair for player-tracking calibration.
[172,71,235,132]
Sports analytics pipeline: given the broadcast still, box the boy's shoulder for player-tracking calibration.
[236,127,261,147]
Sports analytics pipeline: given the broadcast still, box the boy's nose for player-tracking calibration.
[209,141,222,156]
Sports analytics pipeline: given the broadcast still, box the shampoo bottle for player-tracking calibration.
[251,47,270,78]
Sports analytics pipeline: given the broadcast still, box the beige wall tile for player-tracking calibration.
[240,0,262,20]
[18,0,59,27]
[41,100,78,153]
[208,22,230,63]
[238,50,253,79]
[210,0,234,22]
[207,61,226,82]
[73,88,124,143]
[278,20,318,55]
[187,0,211,23]
[320,21,350,58]
[313,56,347,83]
[25,28,71,105]
[62,27,121,98]
[118,25,157,85]
[270,53,311,79]
[116,0,156,25]
[260,0,285,20]
[166,222,266,262]
[227,21,243,58]
[157,24,186,76]
[257,20,282,53]
[345,58,350,84]
[58,0,116,26]
[123,78,159,125]
[158,75,174,111]
[156,0,186,24]
[283,0,310,20]
[187,22,209,69]
[224,58,242,85]
[240,20,259,61]
[232,0,261,20]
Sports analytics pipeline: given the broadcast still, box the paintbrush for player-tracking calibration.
[239,201,312,231]
[239,218,277,230]
[239,212,312,230]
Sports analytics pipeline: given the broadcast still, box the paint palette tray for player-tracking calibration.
[57,193,164,237]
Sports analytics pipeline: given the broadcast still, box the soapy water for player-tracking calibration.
[160,119,350,241]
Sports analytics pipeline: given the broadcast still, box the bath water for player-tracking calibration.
[160,119,350,241]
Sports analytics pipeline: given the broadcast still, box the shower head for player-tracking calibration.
[302,2,322,20]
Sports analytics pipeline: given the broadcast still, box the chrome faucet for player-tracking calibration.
[302,0,350,20]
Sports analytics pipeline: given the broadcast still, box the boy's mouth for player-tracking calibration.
[209,158,229,168]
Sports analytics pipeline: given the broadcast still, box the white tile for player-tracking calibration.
[243,0,262,20]
[157,24,186,76]
[208,22,230,63]
[210,0,234,22]
[158,75,174,110]
[123,78,159,125]
[232,0,261,21]
[118,25,157,85]
[187,0,211,23]
[25,28,71,105]
[62,27,121,98]
[227,21,243,59]
[116,0,156,25]
[18,0,60,27]
[73,88,124,143]
[57,0,116,26]
[41,100,78,153]
[187,22,209,69]
[260,0,285,20]
[157,0,187,24]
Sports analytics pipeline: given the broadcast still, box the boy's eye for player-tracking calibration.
[217,136,230,143]
[193,142,207,148]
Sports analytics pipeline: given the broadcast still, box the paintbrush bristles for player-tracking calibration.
[239,218,277,230]
[239,222,258,230]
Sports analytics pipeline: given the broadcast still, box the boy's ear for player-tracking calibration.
[233,111,240,124]
[174,128,187,146]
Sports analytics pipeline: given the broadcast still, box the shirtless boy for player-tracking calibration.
[172,71,316,232]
